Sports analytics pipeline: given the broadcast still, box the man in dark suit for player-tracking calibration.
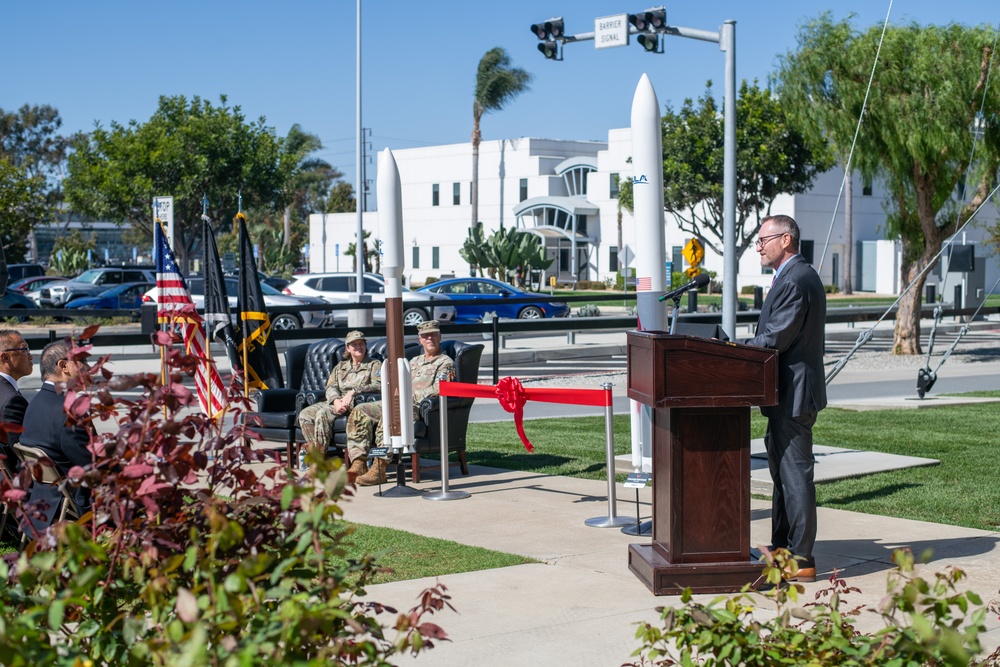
[0,329,33,472]
[744,215,827,581]
[20,340,92,533]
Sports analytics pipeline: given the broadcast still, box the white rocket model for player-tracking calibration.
[630,74,669,472]
[377,148,413,451]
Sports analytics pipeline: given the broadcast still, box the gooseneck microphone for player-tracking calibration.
[658,273,711,301]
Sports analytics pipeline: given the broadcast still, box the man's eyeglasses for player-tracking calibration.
[2,347,31,355]
[755,233,787,250]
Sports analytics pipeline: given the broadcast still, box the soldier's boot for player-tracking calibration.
[347,457,368,477]
[356,458,388,486]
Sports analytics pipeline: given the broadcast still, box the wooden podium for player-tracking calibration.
[626,331,778,595]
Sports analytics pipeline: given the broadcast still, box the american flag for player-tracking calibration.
[155,221,227,418]
[636,276,652,291]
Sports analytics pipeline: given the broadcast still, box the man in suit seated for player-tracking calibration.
[0,329,33,472]
[19,340,93,534]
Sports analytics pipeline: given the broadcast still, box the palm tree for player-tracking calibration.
[471,48,532,271]
[280,124,336,249]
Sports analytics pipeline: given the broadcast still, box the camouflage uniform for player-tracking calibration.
[346,353,455,462]
[298,357,381,452]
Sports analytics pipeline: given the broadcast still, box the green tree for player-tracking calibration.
[0,104,72,260]
[776,17,1000,354]
[775,15,868,295]
[0,159,45,263]
[64,95,290,271]
[471,48,532,260]
[660,80,833,269]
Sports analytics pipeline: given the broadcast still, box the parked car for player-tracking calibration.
[0,289,39,320]
[142,277,329,330]
[6,263,45,283]
[65,282,154,312]
[8,275,68,294]
[45,267,157,307]
[418,277,570,323]
[283,272,455,326]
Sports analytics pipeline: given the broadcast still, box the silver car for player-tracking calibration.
[284,272,455,326]
[143,277,329,330]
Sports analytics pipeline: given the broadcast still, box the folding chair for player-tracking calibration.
[13,444,83,537]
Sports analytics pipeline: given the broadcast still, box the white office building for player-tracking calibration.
[310,129,997,305]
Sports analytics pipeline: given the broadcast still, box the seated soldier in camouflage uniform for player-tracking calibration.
[352,320,456,486]
[298,330,381,473]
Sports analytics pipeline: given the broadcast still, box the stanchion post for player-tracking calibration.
[585,383,632,527]
[424,394,470,501]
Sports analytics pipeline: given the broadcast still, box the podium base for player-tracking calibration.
[628,544,764,595]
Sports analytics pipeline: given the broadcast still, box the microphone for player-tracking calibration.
[658,273,710,301]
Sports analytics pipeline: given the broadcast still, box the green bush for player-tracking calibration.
[422,276,439,287]
[741,285,758,295]
[825,283,841,294]
[0,327,451,665]
[625,549,998,667]
[576,280,607,291]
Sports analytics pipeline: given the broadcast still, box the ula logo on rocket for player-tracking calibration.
[633,175,648,184]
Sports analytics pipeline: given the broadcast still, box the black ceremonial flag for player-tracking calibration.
[202,217,242,373]
[236,213,283,390]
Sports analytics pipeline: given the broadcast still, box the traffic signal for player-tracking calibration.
[537,41,560,60]
[628,7,666,33]
[637,33,660,53]
[529,17,564,41]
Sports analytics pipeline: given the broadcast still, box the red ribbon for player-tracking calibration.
[439,379,612,454]
[495,376,532,452]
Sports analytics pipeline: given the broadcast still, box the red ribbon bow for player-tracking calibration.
[495,376,533,452]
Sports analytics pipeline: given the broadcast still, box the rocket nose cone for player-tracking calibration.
[378,147,398,175]
[631,74,660,124]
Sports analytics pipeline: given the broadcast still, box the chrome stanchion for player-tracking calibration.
[424,395,470,501]
[585,383,632,527]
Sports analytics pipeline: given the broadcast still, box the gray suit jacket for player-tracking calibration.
[743,255,827,419]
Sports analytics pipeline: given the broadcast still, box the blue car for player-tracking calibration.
[65,282,154,311]
[418,278,569,324]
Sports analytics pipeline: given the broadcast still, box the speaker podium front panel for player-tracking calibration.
[626,331,778,595]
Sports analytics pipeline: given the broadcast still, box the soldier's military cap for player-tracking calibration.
[416,320,440,334]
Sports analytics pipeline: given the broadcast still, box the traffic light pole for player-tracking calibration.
[534,17,738,339]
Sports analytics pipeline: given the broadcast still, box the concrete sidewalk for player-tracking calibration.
[342,465,1000,667]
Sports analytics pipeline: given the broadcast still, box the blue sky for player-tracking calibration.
[4,1,996,197]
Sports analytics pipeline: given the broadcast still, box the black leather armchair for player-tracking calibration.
[327,340,483,483]
[243,338,345,461]
[246,337,484,481]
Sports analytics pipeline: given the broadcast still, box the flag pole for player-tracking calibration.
[237,192,249,402]
[201,194,218,425]
[154,219,168,419]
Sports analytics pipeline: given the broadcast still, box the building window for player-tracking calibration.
[412,246,420,269]
[610,173,620,198]
[432,246,440,269]
[559,248,570,272]
[862,177,872,196]
[432,183,439,206]
[453,182,461,205]
[519,178,528,202]
[800,240,815,265]
[609,245,619,272]
[671,247,683,275]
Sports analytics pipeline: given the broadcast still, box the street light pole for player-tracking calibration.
[721,20,737,340]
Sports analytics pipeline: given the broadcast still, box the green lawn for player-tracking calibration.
[329,522,534,584]
[467,392,1000,531]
